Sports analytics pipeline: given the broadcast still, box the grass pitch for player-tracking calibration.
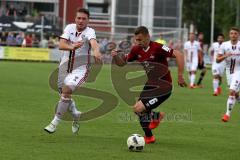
[0,61,240,160]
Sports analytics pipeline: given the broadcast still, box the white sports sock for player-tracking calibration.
[190,74,196,86]
[213,79,219,92]
[51,115,61,126]
[69,100,81,121]
[69,100,79,114]
[55,96,72,119]
[226,96,236,116]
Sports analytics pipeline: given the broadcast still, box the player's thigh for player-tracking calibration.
[140,93,172,112]
[190,62,198,72]
[218,64,225,77]
[64,65,89,91]
[229,71,240,91]
[186,62,192,72]
[212,64,220,76]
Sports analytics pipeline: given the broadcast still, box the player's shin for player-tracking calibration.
[213,79,219,93]
[69,99,81,121]
[190,74,196,86]
[55,96,72,120]
[226,96,236,116]
[138,113,153,137]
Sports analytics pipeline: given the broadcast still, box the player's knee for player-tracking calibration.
[133,101,146,113]
[229,90,236,96]
[62,86,72,98]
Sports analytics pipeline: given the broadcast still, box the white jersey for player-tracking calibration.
[219,41,240,74]
[212,42,225,66]
[59,24,96,69]
[184,41,201,71]
[57,24,96,91]
[184,41,201,63]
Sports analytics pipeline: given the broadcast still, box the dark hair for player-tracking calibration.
[230,27,239,33]
[77,8,90,18]
[217,33,224,38]
[134,26,149,35]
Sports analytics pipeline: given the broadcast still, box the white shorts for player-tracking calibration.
[186,56,198,72]
[212,63,225,76]
[63,65,89,91]
[226,67,231,86]
[186,62,198,72]
[229,71,240,92]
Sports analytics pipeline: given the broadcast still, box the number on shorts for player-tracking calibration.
[149,98,158,105]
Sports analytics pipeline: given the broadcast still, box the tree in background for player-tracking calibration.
[183,0,239,44]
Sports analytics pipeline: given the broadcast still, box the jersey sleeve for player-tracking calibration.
[60,24,71,40]
[218,43,225,55]
[159,44,174,57]
[183,42,188,50]
[85,28,96,41]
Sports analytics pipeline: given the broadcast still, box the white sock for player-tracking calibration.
[69,100,79,114]
[69,100,81,121]
[213,79,219,92]
[190,74,196,86]
[226,96,236,116]
[51,115,61,126]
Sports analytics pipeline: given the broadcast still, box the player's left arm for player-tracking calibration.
[172,50,187,87]
[90,39,102,62]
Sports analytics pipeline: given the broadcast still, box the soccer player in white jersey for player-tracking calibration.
[211,34,225,96]
[44,8,102,133]
[184,33,202,88]
[217,27,240,122]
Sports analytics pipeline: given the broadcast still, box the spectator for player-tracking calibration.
[6,4,17,19]
[0,5,7,16]
[31,33,39,47]
[155,33,167,45]
[39,36,48,48]
[48,36,55,48]
[6,32,16,46]
[99,38,109,53]
[22,34,32,47]
[0,31,8,46]
[15,32,25,47]
[168,39,174,49]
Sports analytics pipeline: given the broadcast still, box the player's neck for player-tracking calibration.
[143,41,150,50]
[231,40,238,45]
[76,26,86,32]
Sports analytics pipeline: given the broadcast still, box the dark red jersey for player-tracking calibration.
[126,41,174,83]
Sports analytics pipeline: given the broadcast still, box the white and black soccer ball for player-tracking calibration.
[127,134,145,152]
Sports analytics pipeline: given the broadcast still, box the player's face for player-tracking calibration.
[198,34,204,40]
[134,33,150,49]
[217,36,224,43]
[75,12,89,31]
[189,33,195,41]
[229,30,239,42]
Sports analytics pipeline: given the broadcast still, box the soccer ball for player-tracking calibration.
[127,134,145,152]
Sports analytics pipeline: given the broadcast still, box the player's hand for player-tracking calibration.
[72,41,84,50]
[178,75,187,87]
[111,49,122,57]
[225,52,232,58]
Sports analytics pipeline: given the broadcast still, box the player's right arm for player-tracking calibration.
[216,43,231,63]
[58,24,83,51]
[59,38,83,51]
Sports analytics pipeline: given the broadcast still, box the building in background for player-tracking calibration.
[0,0,185,42]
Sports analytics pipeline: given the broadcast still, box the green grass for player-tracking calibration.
[0,61,240,160]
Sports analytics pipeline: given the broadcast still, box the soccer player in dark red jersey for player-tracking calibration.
[111,26,186,144]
